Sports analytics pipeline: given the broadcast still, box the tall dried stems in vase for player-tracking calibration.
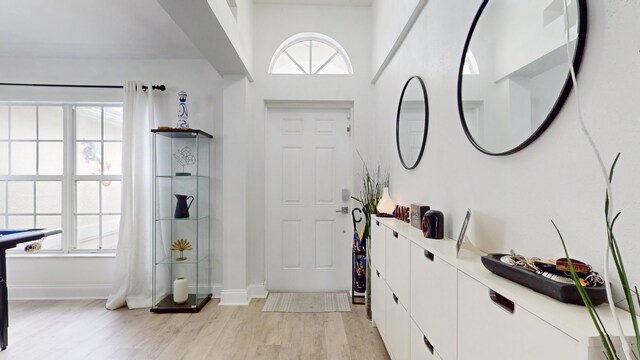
[352,153,389,320]
[352,161,389,241]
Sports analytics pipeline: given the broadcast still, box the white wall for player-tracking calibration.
[371,0,424,80]
[248,3,373,288]
[0,58,224,299]
[207,0,254,76]
[7,0,638,307]
[373,0,640,303]
[220,75,251,304]
[235,0,254,75]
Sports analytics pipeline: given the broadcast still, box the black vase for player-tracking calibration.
[422,210,444,239]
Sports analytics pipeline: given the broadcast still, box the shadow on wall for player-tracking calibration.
[470,211,507,253]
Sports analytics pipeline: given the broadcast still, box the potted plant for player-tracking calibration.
[352,155,388,319]
[553,3,638,357]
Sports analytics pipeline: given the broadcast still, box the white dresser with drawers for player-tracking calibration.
[370,216,638,360]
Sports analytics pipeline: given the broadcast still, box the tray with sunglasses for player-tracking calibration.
[481,253,607,305]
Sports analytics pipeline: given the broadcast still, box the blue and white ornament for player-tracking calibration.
[177,91,189,128]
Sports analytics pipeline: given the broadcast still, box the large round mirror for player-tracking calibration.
[397,76,428,169]
[457,0,587,155]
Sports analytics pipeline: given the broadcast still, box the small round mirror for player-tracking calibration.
[397,76,428,169]
[457,0,587,155]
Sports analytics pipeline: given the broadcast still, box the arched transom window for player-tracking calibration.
[269,32,353,75]
[462,50,479,75]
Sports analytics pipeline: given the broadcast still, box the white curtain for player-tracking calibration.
[106,81,156,310]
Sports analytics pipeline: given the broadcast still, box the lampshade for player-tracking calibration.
[377,187,396,215]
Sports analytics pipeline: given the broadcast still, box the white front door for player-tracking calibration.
[266,106,352,292]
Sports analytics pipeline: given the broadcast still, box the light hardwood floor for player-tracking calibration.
[2,298,390,360]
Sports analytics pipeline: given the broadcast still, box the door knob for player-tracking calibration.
[336,206,348,214]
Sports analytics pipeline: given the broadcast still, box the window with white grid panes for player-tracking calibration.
[0,104,122,253]
[74,106,122,251]
[0,105,64,250]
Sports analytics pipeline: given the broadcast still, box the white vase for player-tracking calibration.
[173,277,188,304]
[377,187,396,215]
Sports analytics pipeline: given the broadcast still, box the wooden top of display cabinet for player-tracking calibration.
[151,128,213,138]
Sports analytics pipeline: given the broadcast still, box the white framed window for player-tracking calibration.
[0,103,123,253]
[269,32,354,75]
[73,106,123,251]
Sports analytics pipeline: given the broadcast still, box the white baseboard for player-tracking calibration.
[219,283,268,305]
[219,289,250,305]
[8,284,111,300]
[248,283,268,299]
[212,283,223,298]
[8,282,263,303]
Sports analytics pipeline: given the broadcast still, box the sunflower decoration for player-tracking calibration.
[171,238,192,261]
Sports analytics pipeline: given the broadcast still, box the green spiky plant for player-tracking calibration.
[555,0,640,357]
[553,153,640,360]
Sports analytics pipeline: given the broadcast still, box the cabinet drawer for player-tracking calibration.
[387,287,410,360]
[371,263,386,341]
[458,272,582,360]
[386,231,410,309]
[411,319,443,360]
[410,243,457,360]
[370,219,386,278]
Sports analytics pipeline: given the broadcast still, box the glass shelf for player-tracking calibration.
[154,216,209,222]
[156,254,209,266]
[155,175,209,179]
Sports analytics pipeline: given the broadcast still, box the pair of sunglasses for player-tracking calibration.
[555,258,592,274]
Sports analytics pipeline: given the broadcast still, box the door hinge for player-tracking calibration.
[346,125,351,134]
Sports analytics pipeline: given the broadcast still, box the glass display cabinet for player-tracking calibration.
[150,129,212,313]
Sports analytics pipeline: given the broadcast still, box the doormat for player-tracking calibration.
[262,292,351,313]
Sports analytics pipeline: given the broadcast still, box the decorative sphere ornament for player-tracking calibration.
[177,91,189,128]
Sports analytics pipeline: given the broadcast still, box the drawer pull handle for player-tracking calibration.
[376,220,380,226]
[393,231,398,238]
[489,289,515,314]
[376,270,380,277]
[424,249,434,261]
[423,336,434,354]
[392,293,398,304]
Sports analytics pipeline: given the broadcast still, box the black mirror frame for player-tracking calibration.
[396,75,429,170]
[456,0,588,156]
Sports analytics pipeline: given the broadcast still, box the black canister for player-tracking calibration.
[422,210,444,239]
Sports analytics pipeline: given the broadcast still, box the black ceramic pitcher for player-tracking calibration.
[174,194,194,218]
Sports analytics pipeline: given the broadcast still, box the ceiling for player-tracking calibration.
[0,0,203,59]
[253,0,372,5]
[0,0,372,60]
